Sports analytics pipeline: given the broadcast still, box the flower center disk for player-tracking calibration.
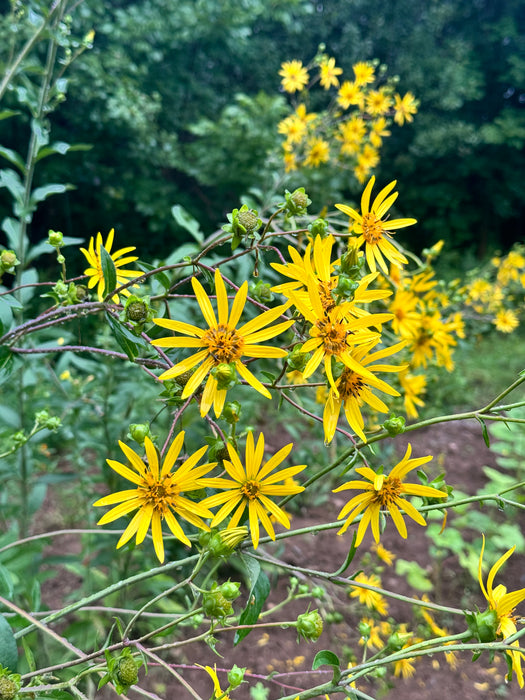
[241,480,260,500]
[361,213,384,244]
[203,323,245,364]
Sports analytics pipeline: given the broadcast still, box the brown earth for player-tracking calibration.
[38,419,525,700]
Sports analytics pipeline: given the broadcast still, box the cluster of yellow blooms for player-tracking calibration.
[278,55,418,181]
[83,173,525,689]
[465,244,524,333]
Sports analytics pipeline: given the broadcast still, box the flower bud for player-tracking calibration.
[222,401,241,424]
[358,621,372,639]
[333,275,359,300]
[129,423,150,445]
[47,230,63,248]
[249,279,273,303]
[0,250,19,273]
[237,209,260,234]
[382,415,406,436]
[287,346,309,372]
[308,218,328,238]
[116,656,139,687]
[311,586,325,600]
[73,284,88,302]
[219,580,241,601]
[465,608,498,643]
[202,588,233,619]
[227,664,246,689]
[387,631,412,651]
[0,676,19,700]
[296,610,323,642]
[212,363,237,390]
[283,187,311,216]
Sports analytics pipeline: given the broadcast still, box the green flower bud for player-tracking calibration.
[129,423,150,444]
[296,610,323,642]
[386,631,412,651]
[35,410,50,425]
[333,275,359,300]
[0,250,19,273]
[47,230,63,248]
[465,608,498,643]
[358,621,372,639]
[0,676,19,700]
[116,656,139,687]
[212,363,237,390]
[283,187,311,216]
[237,209,260,234]
[53,280,68,297]
[249,279,273,303]
[311,586,325,599]
[202,589,233,619]
[298,583,309,594]
[74,284,88,302]
[308,218,329,238]
[219,580,241,601]
[287,345,309,372]
[227,664,246,689]
[222,401,241,424]
[382,415,406,436]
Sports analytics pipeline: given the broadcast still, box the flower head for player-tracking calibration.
[350,572,389,615]
[201,432,306,549]
[152,269,293,417]
[336,177,416,274]
[352,62,375,87]
[334,443,447,545]
[478,535,525,687]
[94,434,216,563]
[80,228,142,302]
[319,57,343,89]
[279,60,309,93]
[394,92,418,125]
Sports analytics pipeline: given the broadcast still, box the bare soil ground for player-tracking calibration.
[38,420,525,700]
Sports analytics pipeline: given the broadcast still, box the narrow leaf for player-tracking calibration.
[234,555,270,645]
[99,245,117,298]
[0,146,26,173]
[105,313,139,361]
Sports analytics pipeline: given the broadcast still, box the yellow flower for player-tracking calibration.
[352,61,375,87]
[369,117,391,148]
[359,616,386,649]
[279,59,309,93]
[80,228,142,303]
[493,308,519,333]
[478,535,525,687]
[334,443,447,545]
[349,572,389,615]
[394,92,418,125]
[356,143,379,172]
[335,177,416,274]
[399,370,426,419]
[322,340,406,444]
[319,57,343,89]
[278,115,307,144]
[94,434,216,563]
[197,664,230,699]
[394,652,416,678]
[337,81,365,110]
[372,542,396,566]
[366,88,393,116]
[389,289,420,338]
[151,269,293,417]
[288,275,392,395]
[201,432,306,549]
[304,136,330,167]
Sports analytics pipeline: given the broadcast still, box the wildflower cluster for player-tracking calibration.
[278,52,418,181]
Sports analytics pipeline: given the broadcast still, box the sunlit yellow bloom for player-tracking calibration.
[352,62,375,87]
[320,57,343,89]
[389,289,420,338]
[323,340,405,444]
[288,276,392,395]
[403,311,458,370]
[349,572,389,615]
[478,535,525,687]
[493,308,519,333]
[394,92,418,125]
[197,664,230,700]
[394,651,416,678]
[369,117,391,148]
[399,370,426,419]
[278,115,307,144]
[366,88,393,116]
[357,143,379,172]
[152,269,293,417]
[80,228,142,303]
[359,616,386,649]
[286,369,307,385]
[304,136,330,167]
[279,60,309,93]
[201,432,305,549]
[372,542,396,566]
[334,443,447,545]
[337,80,365,110]
[283,148,298,173]
[94,434,215,563]
[336,177,415,274]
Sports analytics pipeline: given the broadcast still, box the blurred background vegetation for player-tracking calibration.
[1,0,524,261]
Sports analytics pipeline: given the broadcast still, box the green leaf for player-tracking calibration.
[21,636,36,673]
[105,312,139,361]
[0,168,25,202]
[100,245,117,298]
[1,217,24,251]
[0,146,26,174]
[312,650,341,682]
[171,204,203,243]
[30,183,73,207]
[476,415,490,447]
[234,555,270,645]
[0,347,15,385]
[35,141,92,163]
[0,565,14,599]
[0,614,18,671]
[0,110,20,121]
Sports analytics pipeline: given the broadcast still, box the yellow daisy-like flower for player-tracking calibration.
[319,57,343,89]
[80,228,142,303]
[303,136,330,167]
[334,443,447,545]
[366,88,393,116]
[279,59,309,93]
[322,339,406,444]
[197,665,230,700]
[369,117,391,149]
[372,542,396,566]
[151,269,293,418]
[359,616,386,649]
[352,61,375,87]
[93,433,216,563]
[201,432,305,549]
[394,91,418,125]
[335,176,416,274]
[349,572,389,615]
[399,370,426,419]
[478,535,525,688]
[288,275,392,395]
[337,81,365,110]
[493,308,519,333]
